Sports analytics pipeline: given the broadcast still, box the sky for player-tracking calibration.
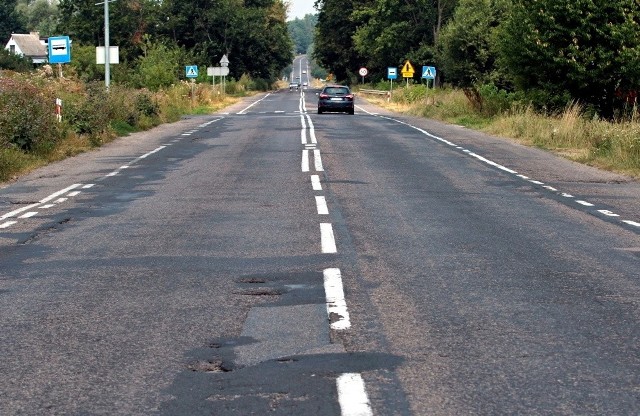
[287,0,317,20]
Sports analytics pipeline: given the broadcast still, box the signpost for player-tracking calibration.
[387,67,397,100]
[401,60,415,86]
[185,65,198,78]
[207,66,230,91]
[358,67,368,84]
[96,46,119,64]
[219,54,229,95]
[186,66,198,107]
[48,36,71,78]
[422,66,437,89]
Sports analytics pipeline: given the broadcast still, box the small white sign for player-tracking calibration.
[358,67,368,77]
[207,67,230,76]
[96,46,119,64]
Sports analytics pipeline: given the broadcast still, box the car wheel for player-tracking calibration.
[348,108,354,115]
[317,108,323,114]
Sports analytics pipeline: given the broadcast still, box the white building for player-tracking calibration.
[4,32,48,64]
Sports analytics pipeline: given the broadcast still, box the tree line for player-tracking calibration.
[314,0,640,118]
[1,0,293,89]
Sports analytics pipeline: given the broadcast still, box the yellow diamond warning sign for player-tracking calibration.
[401,60,415,78]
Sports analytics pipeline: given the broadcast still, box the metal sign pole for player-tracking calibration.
[104,0,110,90]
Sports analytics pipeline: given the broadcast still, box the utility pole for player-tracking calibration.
[104,0,110,89]
[96,0,114,89]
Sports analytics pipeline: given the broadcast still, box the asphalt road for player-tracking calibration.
[1,56,639,415]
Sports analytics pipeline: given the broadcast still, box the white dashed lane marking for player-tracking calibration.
[337,373,373,416]
[311,175,322,191]
[323,268,351,330]
[320,223,337,253]
[315,196,329,215]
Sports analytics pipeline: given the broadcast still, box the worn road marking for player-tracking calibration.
[0,184,81,221]
[337,373,372,416]
[314,149,324,171]
[324,268,351,330]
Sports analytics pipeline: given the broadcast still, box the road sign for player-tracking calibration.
[401,60,415,78]
[207,67,230,76]
[186,65,198,78]
[387,67,398,80]
[96,46,119,64]
[219,54,229,67]
[422,66,436,80]
[358,67,368,77]
[48,36,71,64]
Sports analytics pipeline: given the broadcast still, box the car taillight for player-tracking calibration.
[345,94,354,100]
[320,94,329,99]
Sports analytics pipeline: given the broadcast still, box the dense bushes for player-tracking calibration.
[0,70,250,181]
[0,76,60,151]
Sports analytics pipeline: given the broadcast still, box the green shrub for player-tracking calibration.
[477,83,523,117]
[61,82,110,140]
[0,77,60,152]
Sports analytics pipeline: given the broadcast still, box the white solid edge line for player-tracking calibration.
[238,93,271,114]
[316,196,329,215]
[375,113,640,230]
[622,220,640,227]
[323,268,351,330]
[337,373,372,416]
[302,150,310,172]
[320,223,337,253]
[314,149,324,171]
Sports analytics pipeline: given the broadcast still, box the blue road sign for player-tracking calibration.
[387,67,398,80]
[48,36,71,64]
[186,65,199,78]
[422,66,436,80]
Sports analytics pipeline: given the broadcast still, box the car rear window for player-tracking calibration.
[324,87,350,95]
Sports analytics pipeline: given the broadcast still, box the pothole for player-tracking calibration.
[188,360,232,373]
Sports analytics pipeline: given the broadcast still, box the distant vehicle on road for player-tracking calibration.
[289,82,299,91]
[302,70,307,74]
[317,85,354,115]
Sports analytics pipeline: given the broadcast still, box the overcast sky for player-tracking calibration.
[287,0,317,20]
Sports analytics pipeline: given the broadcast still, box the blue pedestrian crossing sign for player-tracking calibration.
[185,65,198,78]
[422,66,436,80]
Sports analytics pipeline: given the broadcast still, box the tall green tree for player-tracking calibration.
[288,14,317,55]
[16,0,60,37]
[0,0,25,42]
[313,0,361,82]
[497,0,640,117]
[437,0,511,91]
[229,0,293,80]
[57,0,161,62]
[159,0,291,82]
